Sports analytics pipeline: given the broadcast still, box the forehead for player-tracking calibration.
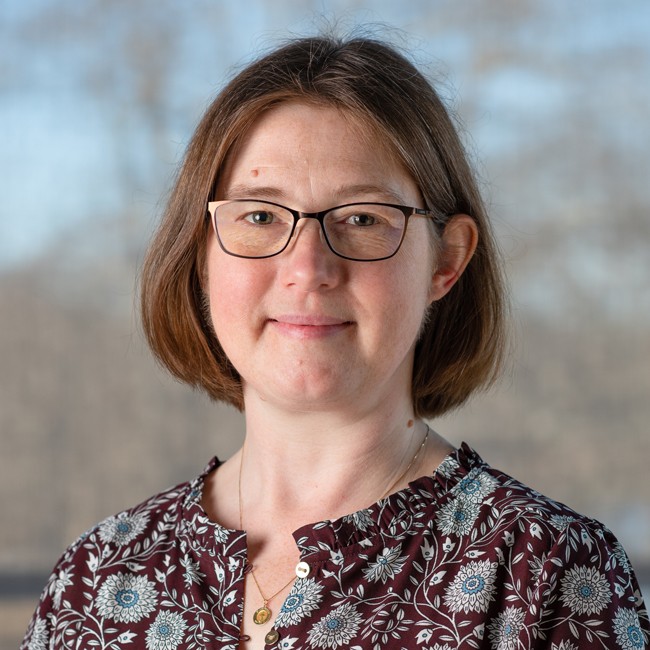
[216,101,416,203]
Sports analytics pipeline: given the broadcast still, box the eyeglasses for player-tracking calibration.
[206,199,446,261]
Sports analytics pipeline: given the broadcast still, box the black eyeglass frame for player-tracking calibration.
[206,199,448,262]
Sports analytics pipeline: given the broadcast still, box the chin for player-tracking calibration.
[255,377,353,412]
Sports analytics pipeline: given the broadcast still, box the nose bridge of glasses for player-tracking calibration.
[290,211,328,244]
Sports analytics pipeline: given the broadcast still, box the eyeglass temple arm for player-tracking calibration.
[413,207,449,227]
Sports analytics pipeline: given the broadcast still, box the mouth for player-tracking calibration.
[268,314,353,339]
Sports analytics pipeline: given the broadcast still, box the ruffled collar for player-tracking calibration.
[180,442,486,558]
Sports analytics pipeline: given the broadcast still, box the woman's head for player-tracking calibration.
[140,35,507,417]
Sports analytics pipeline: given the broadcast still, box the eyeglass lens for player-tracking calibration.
[211,200,407,260]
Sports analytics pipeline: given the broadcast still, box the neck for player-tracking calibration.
[202,388,454,539]
[203,389,453,643]
[237,393,440,527]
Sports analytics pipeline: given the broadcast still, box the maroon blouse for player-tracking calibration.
[22,443,649,649]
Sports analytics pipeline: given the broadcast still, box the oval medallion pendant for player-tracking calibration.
[265,630,280,644]
[253,605,272,625]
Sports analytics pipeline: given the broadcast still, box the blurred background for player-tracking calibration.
[1,0,649,645]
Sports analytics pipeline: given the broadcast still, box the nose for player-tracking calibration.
[278,217,343,291]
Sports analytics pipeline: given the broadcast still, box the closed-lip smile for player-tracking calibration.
[268,314,353,339]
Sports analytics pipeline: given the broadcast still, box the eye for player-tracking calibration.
[345,213,377,227]
[244,210,275,225]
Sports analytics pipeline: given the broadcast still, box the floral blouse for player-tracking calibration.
[22,443,649,650]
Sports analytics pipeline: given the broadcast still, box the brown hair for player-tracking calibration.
[140,35,508,417]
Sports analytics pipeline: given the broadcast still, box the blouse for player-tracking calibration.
[22,443,649,650]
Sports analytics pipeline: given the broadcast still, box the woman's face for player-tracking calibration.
[206,102,444,415]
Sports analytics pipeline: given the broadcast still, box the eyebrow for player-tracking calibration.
[223,184,288,201]
[222,183,409,205]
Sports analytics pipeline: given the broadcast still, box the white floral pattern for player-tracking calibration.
[180,554,204,587]
[26,617,48,650]
[276,577,324,628]
[49,568,73,609]
[98,512,149,546]
[444,560,497,613]
[611,541,633,575]
[559,565,612,616]
[96,572,158,623]
[613,607,646,650]
[457,470,498,502]
[550,514,576,532]
[528,553,546,583]
[487,606,525,649]
[20,444,650,650]
[362,544,407,583]
[436,495,480,535]
[307,602,363,648]
[342,508,374,532]
[436,454,460,478]
[551,642,579,650]
[146,611,188,650]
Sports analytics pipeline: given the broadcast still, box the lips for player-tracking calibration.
[268,314,353,339]
[271,314,351,326]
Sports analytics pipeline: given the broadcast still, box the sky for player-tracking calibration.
[1,0,649,275]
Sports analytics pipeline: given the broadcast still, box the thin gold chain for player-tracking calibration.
[238,441,296,619]
[238,422,430,619]
[250,566,295,609]
[379,424,429,500]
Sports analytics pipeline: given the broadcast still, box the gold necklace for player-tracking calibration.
[238,443,296,625]
[238,423,430,625]
[380,424,429,499]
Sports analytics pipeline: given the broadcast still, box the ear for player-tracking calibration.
[428,214,478,303]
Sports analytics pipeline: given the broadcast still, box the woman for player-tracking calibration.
[22,36,648,650]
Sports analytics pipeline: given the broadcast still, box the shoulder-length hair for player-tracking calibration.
[140,35,508,418]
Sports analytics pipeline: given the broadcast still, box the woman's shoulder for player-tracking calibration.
[404,442,641,588]
[432,442,613,542]
[61,460,216,564]
[428,445,646,601]
[21,459,221,649]
[405,444,649,645]
[311,442,626,569]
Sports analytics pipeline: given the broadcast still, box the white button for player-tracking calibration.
[295,561,310,578]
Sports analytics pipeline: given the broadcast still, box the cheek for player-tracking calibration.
[393,230,437,307]
[205,243,255,337]
[361,259,432,346]
[205,245,282,367]
[395,248,437,338]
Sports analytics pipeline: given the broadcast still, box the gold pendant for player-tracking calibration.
[265,630,280,644]
[253,605,272,625]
